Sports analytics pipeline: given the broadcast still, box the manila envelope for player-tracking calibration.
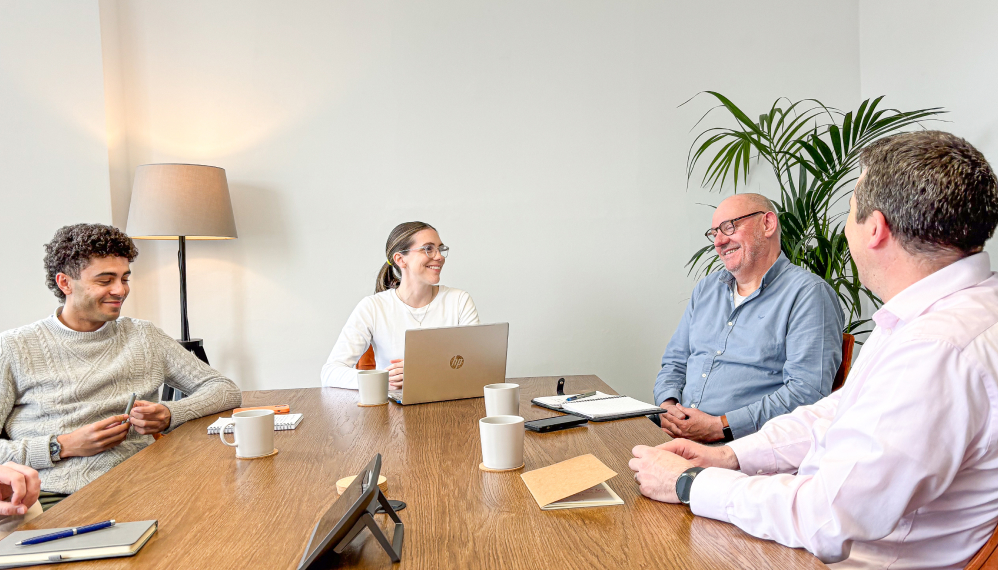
[520,454,617,509]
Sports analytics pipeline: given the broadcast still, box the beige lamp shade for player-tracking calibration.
[126,164,238,240]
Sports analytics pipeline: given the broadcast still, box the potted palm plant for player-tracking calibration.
[685,93,945,335]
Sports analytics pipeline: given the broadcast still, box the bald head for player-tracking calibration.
[712,193,780,240]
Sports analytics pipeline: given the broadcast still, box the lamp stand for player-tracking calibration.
[163,236,210,401]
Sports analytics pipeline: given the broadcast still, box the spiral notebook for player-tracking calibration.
[207,413,303,434]
[531,393,661,421]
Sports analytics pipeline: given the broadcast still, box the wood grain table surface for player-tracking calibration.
[6,375,826,570]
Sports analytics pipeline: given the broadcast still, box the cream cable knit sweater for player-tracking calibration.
[0,313,242,494]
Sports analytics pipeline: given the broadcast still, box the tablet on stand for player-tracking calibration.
[297,454,404,568]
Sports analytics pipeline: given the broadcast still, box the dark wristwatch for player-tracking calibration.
[49,436,62,462]
[720,415,734,442]
[676,467,705,505]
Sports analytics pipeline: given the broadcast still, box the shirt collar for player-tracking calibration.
[719,252,791,292]
[52,306,108,333]
[872,252,994,329]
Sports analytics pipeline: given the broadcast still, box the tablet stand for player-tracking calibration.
[332,488,404,563]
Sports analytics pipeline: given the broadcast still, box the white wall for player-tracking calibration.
[2,1,861,397]
[859,0,998,266]
[98,0,861,394]
[0,1,112,331]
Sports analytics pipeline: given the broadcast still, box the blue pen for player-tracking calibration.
[565,391,597,402]
[15,520,116,546]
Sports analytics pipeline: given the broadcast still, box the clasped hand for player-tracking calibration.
[629,439,740,503]
[659,400,724,442]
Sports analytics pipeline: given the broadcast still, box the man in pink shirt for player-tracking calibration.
[630,130,998,569]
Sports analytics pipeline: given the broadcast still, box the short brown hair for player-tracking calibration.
[856,131,998,256]
[44,223,139,302]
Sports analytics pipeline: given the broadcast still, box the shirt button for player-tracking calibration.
[727,322,733,326]
[716,350,722,354]
[702,373,707,378]
[691,404,698,409]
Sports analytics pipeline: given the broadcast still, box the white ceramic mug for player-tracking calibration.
[219,409,275,459]
[358,370,390,405]
[479,415,525,470]
[484,383,520,417]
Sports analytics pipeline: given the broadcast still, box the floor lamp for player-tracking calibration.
[126,164,238,401]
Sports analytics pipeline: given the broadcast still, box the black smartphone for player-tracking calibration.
[524,415,588,433]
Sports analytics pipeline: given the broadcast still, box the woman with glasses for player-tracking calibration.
[321,221,480,389]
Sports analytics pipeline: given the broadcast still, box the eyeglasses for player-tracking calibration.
[401,244,449,259]
[705,211,766,242]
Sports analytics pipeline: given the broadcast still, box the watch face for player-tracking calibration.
[677,473,693,503]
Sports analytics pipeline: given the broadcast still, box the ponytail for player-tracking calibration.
[374,221,436,293]
[375,261,400,293]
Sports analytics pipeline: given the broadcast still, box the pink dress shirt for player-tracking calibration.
[689,252,998,569]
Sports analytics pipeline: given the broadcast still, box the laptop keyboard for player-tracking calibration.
[388,390,403,402]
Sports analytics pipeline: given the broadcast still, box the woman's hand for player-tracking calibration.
[387,359,404,389]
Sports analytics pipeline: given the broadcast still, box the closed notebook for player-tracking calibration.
[532,393,661,421]
[0,520,157,568]
[207,413,303,434]
[520,454,623,510]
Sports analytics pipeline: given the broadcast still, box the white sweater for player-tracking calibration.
[321,285,479,389]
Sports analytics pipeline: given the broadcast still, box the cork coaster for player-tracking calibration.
[357,402,389,407]
[237,448,278,460]
[336,475,388,495]
[479,462,525,473]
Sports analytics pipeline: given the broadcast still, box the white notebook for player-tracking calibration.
[533,393,661,420]
[207,413,303,434]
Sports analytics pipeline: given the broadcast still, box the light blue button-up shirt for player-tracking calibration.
[654,253,844,439]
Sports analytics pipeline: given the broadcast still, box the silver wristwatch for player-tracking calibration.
[49,436,62,462]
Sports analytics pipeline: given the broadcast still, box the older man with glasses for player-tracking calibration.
[653,193,844,442]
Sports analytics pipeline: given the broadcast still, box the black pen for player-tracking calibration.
[565,391,596,402]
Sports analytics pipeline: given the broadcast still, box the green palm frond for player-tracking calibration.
[683,94,945,332]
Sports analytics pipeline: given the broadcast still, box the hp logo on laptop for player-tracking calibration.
[450,355,465,369]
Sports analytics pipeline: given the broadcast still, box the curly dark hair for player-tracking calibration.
[43,223,139,302]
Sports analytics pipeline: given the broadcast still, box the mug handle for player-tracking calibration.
[218,420,237,447]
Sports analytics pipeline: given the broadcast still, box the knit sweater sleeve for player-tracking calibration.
[149,326,242,430]
[0,337,53,470]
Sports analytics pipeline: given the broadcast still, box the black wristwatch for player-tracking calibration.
[676,467,705,505]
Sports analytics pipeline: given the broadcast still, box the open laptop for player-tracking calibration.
[388,323,509,405]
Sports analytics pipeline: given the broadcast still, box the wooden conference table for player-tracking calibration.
[7,375,825,569]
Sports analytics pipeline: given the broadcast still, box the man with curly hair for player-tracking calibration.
[0,223,241,509]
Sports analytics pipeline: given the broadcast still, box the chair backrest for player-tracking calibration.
[357,345,377,370]
[831,333,855,392]
[966,523,998,570]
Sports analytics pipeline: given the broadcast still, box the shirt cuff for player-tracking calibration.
[722,406,757,439]
[655,387,682,407]
[727,434,778,475]
[689,466,747,523]
[27,435,55,470]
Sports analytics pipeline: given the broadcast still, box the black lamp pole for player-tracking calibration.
[163,236,211,401]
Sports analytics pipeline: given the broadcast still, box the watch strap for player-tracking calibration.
[720,415,734,442]
[676,466,706,504]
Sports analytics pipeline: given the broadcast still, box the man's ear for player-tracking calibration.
[866,210,892,250]
[764,211,779,238]
[55,273,73,298]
